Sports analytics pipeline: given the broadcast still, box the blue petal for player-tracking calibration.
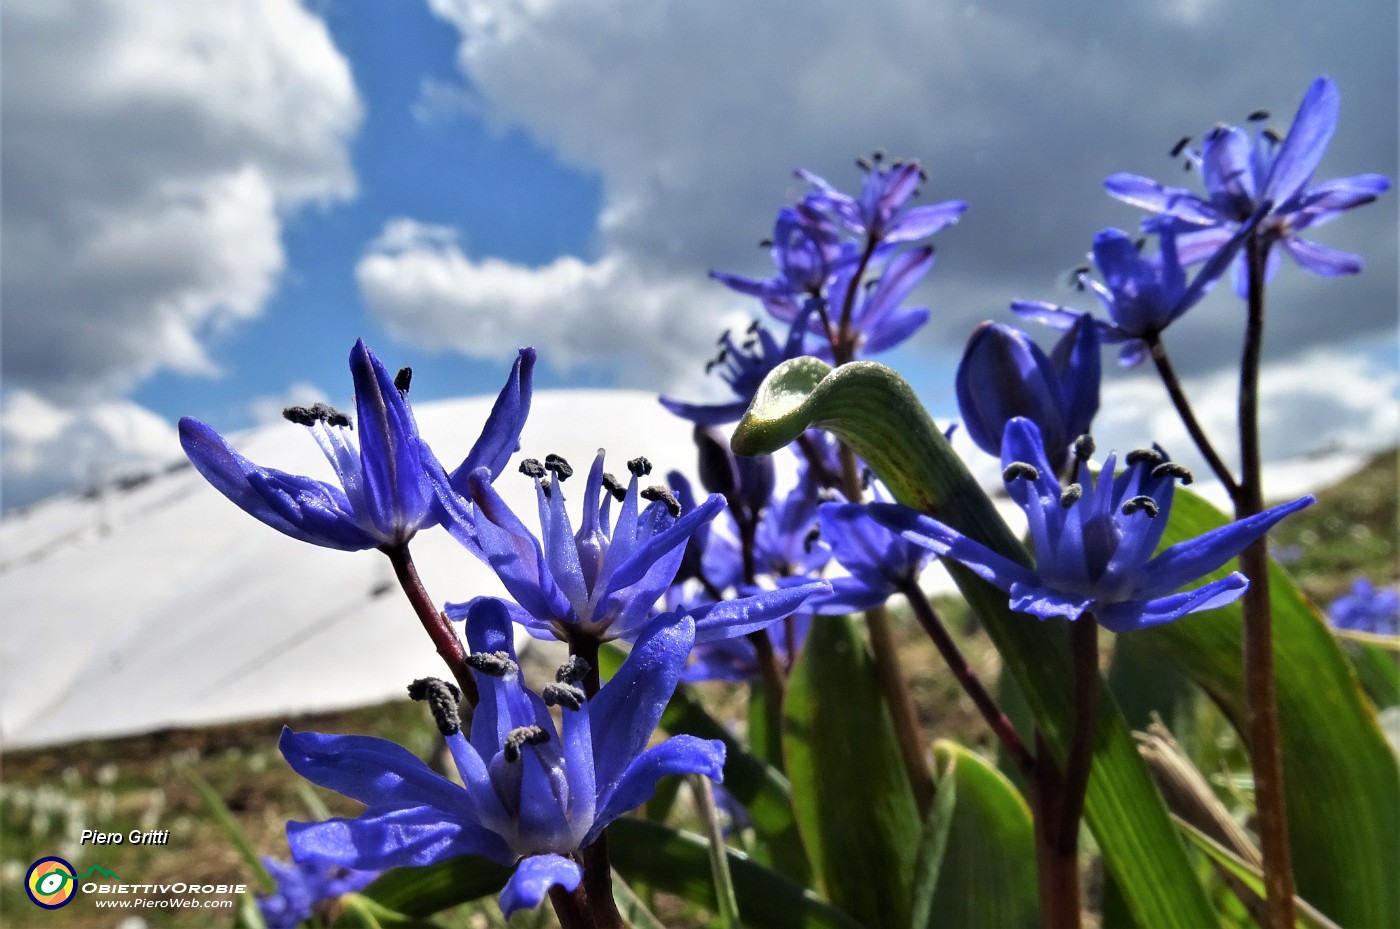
[865,503,1037,594]
[811,575,892,614]
[1264,76,1339,204]
[466,469,574,624]
[1104,174,1221,226]
[884,200,968,243]
[587,736,726,844]
[179,418,378,551]
[350,340,430,543]
[657,397,751,427]
[862,305,929,355]
[452,347,535,491]
[287,805,509,871]
[1135,496,1314,599]
[588,613,695,793]
[1007,582,1093,622]
[499,854,582,919]
[1096,574,1248,632]
[690,578,832,641]
[1282,237,1362,276]
[279,728,467,812]
[1200,126,1257,214]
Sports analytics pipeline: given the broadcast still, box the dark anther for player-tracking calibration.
[407,678,462,736]
[747,319,761,334]
[641,485,682,517]
[716,347,728,364]
[1060,483,1083,508]
[519,458,546,479]
[1003,462,1040,483]
[704,359,717,374]
[1247,109,1270,122]
[872,149,884,162]
[542,683,586,711]
[1134,237,1147,253]
[465,650,517,677]
[855,156,872,171]
[918,166,929,182]
[1073,434,1096,462]
[861,467,874,490]
[544,454,573,481]
[742,338,757,350]
[1121,495,1161,518]
[394,367,413,396]
[804,526,822,554]
[1068,264,1091,290]
[758,238,773,249]
[283,402,350,429]
[1151,462,1195,485]
[1183,161,1193,173]
[1126,448,1165,468]
[556,655,592,684]
[540,477,552,499]
[1170,136,1192,157]
[503,726,549,762]
[716,329,731,346]
[601,472,627,501]
[628,456,653,477]
[1262,128,1282,145]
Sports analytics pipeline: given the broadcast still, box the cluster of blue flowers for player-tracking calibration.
[177,74,1386,926]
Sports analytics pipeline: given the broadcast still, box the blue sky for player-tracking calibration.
[3,0,1396,509]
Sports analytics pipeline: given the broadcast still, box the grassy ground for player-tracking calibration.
[2,450,1393,929]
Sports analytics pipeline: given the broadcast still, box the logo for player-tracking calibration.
[25,857,77,909]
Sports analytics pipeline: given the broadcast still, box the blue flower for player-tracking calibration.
[256,857,379,928]
[1012,226,1245,366]
[867,418,1313,633]
[439,450,825,644]
[280,600,725,919]
[179,341,534,551]
[682,614,811,684]
[816,485,937,614]
[660,317,810,426]
[818,243,939,359]
[1106,76,1390,291]
[955,318,1100,470]
[1328,578,1398,636]
[710,203,843,318]
[798,157,967,244]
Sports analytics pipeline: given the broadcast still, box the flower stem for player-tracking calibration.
[381,543,478,708]
[692,775,741,929]
[1238,234,1296,929]
[549,880,599,929]
[836,442,934,815]
[1032,732,1082,929]
[738,516,788,772]
[897,580,1034,779]
[1057,613,1099,851]
[1145,333,1240,496]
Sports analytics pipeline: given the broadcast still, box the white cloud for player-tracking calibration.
[376,0,1394,399]
[358,219,749,390]
[0,391,182,511]
[1,0,362,402]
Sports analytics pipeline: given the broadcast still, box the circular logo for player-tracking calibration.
[26,857,77,909]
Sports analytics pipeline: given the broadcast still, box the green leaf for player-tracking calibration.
[1174,817,1342,929]
[609,817,865,929]
[1139,489,1400,928]
[734,358,1218,929]
[1338,635,1400,709]
[912,741,1038,929]
[610,870,668,929]
[599,643,811,883]
[359,856,511,917]
[783,614,921,929]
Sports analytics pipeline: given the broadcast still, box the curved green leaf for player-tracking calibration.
[783,614,920,929]
[912,741,1037,929]
[609,818,865,929]
[734,358,1218,929]
[1141,489,1400,928]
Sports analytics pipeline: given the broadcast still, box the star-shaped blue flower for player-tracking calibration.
[1328,578,1398,636]
[179,341,533,551]
[279,600,724,919]
[1106,76,1389,292]
[816,484,937,614]
[435,450,826,644]
[1012,225,1245,366]
[256,857,379,928]
[798,157,967,245]
[867,418,1313,633]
